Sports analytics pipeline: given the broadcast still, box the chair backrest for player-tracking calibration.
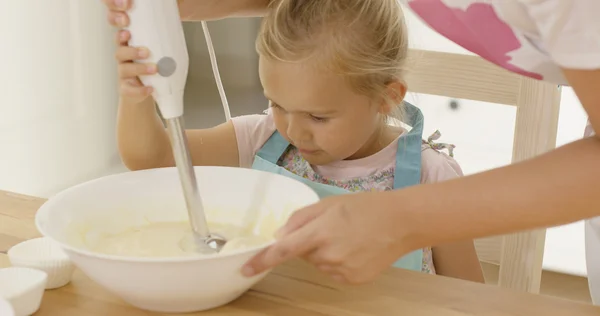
[405,49,562,293]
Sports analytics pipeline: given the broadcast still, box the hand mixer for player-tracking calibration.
[126,0,231,253]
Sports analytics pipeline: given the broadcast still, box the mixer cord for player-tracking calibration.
[201,21,232,122]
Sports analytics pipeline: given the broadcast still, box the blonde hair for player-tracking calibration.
[256,0,409,121]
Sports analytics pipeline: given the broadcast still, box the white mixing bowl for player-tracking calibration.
[35,166,319,313]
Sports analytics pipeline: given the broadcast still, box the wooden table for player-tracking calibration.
[1,190,599,315]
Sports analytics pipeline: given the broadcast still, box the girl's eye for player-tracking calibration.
[270,102,283,111]
[310,115,328,122]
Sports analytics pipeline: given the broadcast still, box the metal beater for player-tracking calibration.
[126,0,230,253]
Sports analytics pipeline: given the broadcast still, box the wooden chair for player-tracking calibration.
[405,49,562,293]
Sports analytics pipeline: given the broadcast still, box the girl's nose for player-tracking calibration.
[286,119,311,145]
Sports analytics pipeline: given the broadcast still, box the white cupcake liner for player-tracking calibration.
[0,297,16,316]
[0,267,47,316]
[8,237,75,289]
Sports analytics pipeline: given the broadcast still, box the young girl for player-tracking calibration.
[110,0,484,282]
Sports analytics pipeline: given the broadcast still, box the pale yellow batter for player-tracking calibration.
[89,221,271,257]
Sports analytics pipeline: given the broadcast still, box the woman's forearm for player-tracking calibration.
[230,0,270,17]
[394,136,600,250]
[179,0,269,21]
[116,98,172,170]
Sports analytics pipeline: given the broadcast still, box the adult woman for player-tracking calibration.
[103,0,600,290]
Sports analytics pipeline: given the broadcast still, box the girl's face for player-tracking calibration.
[259,56,387,165]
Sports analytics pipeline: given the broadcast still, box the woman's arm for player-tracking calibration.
[104,0,270,25]
[116,97,240,170]
[420,152,485,283]
[241,83,600,282]
[396,68,600,251]
[178,0,270,21]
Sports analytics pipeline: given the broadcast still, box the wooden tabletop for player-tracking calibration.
[1,190,599,315]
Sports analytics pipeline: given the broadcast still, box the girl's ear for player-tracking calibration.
[379,81,407,114]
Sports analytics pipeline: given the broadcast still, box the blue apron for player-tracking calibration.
[251,102,425,271]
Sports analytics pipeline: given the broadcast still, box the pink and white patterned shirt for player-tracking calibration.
[402,0,600,84]
[403,0,600,135]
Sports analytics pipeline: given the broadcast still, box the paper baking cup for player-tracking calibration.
[8,237,75,289]
[0,297,16,316]
[0,267,47,316]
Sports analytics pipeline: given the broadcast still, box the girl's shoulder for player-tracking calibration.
[420,131,463,184]
[230,110,276,168]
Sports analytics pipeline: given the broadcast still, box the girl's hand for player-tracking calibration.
[102,0,156,104]
[114,30,157,105]
[242,191,412,284]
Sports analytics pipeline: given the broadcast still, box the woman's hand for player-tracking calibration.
[242,191,413,284]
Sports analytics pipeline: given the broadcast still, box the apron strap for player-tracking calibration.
[393,101,424,189]
[390,101,425,272]
[256,130,290,164]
